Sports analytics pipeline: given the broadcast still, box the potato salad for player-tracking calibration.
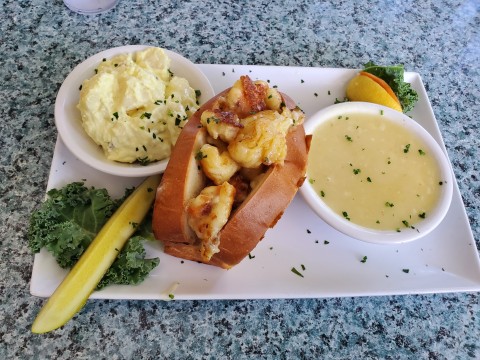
[77,47,199,164]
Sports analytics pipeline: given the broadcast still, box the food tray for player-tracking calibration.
[30,64,480,300]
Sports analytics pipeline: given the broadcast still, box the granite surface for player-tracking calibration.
[1,0,479,358]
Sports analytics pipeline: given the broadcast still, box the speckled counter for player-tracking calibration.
[1,0,479,358]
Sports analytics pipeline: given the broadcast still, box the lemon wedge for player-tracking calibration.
[31,174,161,334]
[346,73,402,112]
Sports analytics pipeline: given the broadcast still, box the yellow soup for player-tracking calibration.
[307,112,442,231]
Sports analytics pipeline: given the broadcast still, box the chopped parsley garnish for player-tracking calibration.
[418,212,426,219]
[206,116,220,124]
[360,256,368,263]
[291,267,304,278]
[248,253,255,259]
[402,220,410,227]
[403,144,411,153]
[320,190,325,197]
[168,293,175,300]
[345,135,353,142]
[334,97,349,104]
[353,168,361,175]
[367,177,372,182]
[140,112,152,119]
[113,112,119,119]
[342,211,351,221]
[137,156,150,166]
[195,151,206,160]
[402,269,410,273]
[324,240,329,245]
[385,202,394,207]
[195,89,202,98]
[418,149,426,155]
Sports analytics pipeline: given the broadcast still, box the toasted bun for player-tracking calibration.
[152,87,309,269]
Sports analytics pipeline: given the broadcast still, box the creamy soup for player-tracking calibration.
[307,112,442,231]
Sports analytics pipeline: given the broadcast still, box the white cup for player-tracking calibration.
[63,0,120,14]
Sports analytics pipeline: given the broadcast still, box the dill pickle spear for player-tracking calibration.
[31,175,161,334]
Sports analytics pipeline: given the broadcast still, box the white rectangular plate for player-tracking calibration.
[30,65,480,300]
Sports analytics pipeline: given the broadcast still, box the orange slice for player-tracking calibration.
[346,73,402,112]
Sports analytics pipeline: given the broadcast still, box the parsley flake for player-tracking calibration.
[291,267,304,278]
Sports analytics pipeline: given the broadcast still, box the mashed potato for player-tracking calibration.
[77,47,199,164]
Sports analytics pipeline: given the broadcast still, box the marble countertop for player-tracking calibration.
[1,0,479,358]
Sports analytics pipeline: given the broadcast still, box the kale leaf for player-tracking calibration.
[28,182,159,288]
[363,61,419,113]
[96,236,159,290]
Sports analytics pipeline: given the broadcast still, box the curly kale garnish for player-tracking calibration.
[28,182,159,288]
[96,236,159,290]
[363,61,419,113]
